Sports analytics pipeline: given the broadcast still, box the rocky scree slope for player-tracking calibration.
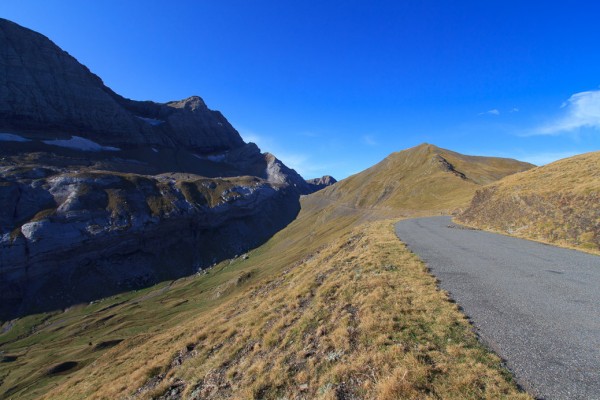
[0,18,333,319]
[458,151,600,253]
[0,169,300,319]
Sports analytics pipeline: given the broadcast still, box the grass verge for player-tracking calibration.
[1,218,528,399]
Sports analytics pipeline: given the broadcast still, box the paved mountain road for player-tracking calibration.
[395,216,600,400]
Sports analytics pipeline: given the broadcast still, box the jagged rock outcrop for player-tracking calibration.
[0,18,243,153]
[0,18,319,319]
[0,168,300,318]
[306,175,337,191]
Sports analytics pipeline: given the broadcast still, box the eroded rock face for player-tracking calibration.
[0,168,300,319]
[0,18,243,153]
[0,18,321,319]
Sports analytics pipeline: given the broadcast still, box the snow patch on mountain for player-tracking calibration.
[0,133,29,142]
[136,116,165,126]
[43,136,120,151]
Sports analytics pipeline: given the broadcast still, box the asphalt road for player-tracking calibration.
[395,216,600,400]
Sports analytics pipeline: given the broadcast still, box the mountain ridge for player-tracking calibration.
[0,18,244,153]
[316,143,534,212]
[0,18,335,319]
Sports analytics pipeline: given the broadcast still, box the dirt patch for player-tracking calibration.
[94,339,123,351]
[46,361,78,375]
[1,355,18,363]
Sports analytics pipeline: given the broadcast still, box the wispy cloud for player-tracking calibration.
[510,107,519,113]
[479,109,500,116]
[239,128,331,178]
[536,89,600,135]
[240,130,270,150]
[519,151,579,166]
[275,151,340,178]
[275,152,310,172]
[362,134,378,146]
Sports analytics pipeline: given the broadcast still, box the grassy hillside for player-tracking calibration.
[320,144,533,213]
[458,151,600,253]
[0,144,531,399]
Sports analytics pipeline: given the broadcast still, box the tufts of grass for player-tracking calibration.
[176,176,263,208]
[0,143,533,399]
[458,151,600,254]
[19,222,528,400]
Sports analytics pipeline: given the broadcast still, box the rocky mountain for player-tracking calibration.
[305,175,337,191]
[0,18,243,152]
[457,151,600,252]
[0,18,325,319]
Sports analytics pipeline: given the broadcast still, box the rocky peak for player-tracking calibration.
[263,153,311,191]
[306,175,337,191]
[0,18,244,153]
[167,96,208,111]
[0,18,339,319]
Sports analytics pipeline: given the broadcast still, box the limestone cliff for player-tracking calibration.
[0,18,243,153]
[0,18,314,319]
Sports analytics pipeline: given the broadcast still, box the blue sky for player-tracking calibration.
[2,1,600,179]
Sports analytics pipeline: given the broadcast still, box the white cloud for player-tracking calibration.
[275,152,309,172]
[239,128,327,178]
[479,109,500,116]
[362,134,378,146]
[537,89,600,134]
[274,149,344,179]
[239,130,270,150]
[519,151,579,166]
[510,107,519,113]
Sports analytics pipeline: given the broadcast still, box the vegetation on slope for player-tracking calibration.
[0,220,528,400]
[0,144,531,399]
[319,144,533,213]
[458,151,600,253]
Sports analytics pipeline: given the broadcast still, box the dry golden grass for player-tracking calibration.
[0,144,532,399]
[36,222,527,400]
[0,196,372,399]
[319,143,533,214]
[458,151,600,253]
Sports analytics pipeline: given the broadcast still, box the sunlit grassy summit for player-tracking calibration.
[320,143,533,213]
